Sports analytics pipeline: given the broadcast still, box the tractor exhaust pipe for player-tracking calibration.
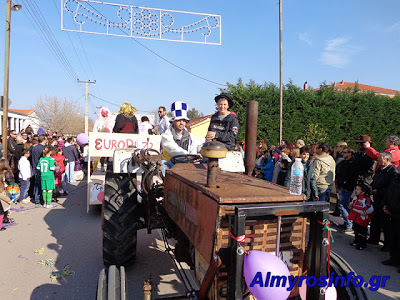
[244,100,259,176]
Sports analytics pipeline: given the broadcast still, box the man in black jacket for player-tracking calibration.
[382,172,400,270]
[206,93,238,151]
[7,130,17,164]
[63,137,80,183]
[352,135,376,186]
[30,136,46,204]
[336,147,358,232]
[369,152,397,249]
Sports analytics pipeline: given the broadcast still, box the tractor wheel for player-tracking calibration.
[102,173,141,266]
[96,265,128,300]
[330,251,369,299]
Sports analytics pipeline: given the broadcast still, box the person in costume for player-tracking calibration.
[206,92,239,150]
[161,102,200,176]
[113,102,139,134]
[37,147,57,208]
[93,107,114,133]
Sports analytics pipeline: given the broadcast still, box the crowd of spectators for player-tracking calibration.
[250,135,400,272]
[0,126,87,230]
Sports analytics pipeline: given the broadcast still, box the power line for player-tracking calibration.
[51,0,90,80]
[52,0,103,98]
[20,0,84,95]
[89,94,154,113]
[84,2,227,87]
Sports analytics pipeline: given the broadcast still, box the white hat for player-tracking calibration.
[170,101,190,122]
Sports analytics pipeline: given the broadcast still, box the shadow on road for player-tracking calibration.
[30,179,103,300]
[29,179,187,300]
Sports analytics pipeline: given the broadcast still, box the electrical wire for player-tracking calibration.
[89,94,155,113]
[52,0,104,98]
[84,1,227,87]
[20,0,84,95]
[51,0,90,80]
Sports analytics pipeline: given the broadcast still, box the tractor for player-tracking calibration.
[94,104,368,300]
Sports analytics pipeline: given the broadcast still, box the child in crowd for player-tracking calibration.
[138,116,154,135]
[348,183,374,250]
[18,149,32,203]
[0,174,11,230]
[52,148,68,196]
[276,159,289,186]
[0,158,15,185]
[37,147,57,208]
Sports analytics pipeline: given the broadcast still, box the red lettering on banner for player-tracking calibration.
[126,139,134,147]
[104,139,112,150]
[95,138,102,150]
[111,140,117,149]
[117,140,126,148]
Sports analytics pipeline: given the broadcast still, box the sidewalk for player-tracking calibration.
[329,195,400,299]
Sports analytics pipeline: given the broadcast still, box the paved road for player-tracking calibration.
[1,180,399,299]
[0,180,184,300]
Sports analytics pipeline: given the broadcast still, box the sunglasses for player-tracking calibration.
[158,111,163,113]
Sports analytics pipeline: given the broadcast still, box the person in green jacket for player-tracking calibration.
[37,147,57,208]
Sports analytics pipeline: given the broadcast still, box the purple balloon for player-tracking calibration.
[76,133,89,145]
[244,250,291,300]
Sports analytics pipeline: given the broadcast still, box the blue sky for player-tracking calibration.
[1,0,400,120]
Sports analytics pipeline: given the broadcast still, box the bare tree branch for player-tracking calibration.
[34,96,93,135]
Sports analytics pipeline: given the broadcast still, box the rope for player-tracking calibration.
[317,219,334,289]
[228,231,254,254]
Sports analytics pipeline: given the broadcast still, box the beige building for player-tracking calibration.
[186,115,212,138]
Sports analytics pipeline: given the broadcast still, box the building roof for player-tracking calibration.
[187,114,212,128]
[316,81,400,95]
[9,109,36,115]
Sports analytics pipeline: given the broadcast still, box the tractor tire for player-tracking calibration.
[102,173,141,267]
[96,265,128,300]
[330,251,369,299]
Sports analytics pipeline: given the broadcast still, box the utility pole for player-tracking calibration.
[77,79,96,135]
[2,0,21,159]
[279,0,283,144]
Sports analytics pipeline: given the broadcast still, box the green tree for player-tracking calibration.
[187,107,204,119]
[222,78,400,151]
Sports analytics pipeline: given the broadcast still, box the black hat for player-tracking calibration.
[357,181,370,194]
[214,92,233,107]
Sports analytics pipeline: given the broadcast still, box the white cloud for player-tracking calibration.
[319,37,362,68]
[299,32,312,46]
[388,21,400,32]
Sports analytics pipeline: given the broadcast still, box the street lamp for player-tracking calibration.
[2,0,21,159]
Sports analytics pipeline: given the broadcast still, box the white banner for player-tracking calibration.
[89,132,161,157]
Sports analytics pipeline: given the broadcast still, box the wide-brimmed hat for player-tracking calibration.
[214,92,233,107]
[355,135,372,143]
[170,101,190,122]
